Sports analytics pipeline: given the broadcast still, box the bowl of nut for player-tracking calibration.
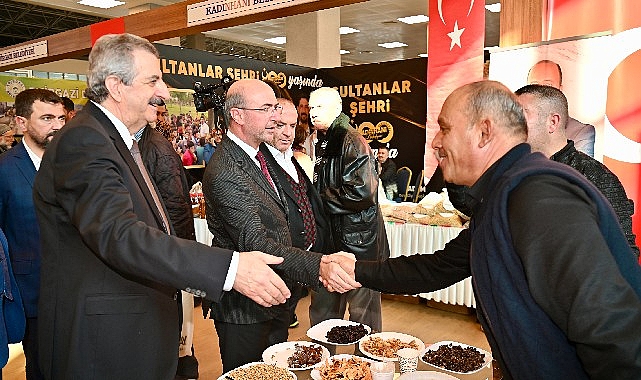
[420,341,491,375]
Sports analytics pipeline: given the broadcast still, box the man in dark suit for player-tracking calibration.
[0,88,66,380]
[261,98,334,329]
[202,79,349,372]
[32,33,290,380]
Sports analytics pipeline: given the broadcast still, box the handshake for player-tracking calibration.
[232,251,362,308]
[319,252,362,293]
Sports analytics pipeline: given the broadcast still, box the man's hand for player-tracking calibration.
[233,251,290,307]
[319,252,361,293]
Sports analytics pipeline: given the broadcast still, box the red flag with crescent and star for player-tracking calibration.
[424,0,485,179]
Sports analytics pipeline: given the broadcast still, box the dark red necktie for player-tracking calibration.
[256,151,276,191]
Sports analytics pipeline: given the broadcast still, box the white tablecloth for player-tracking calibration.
[384,222,475,308]
[194,218,212,245]
[193,218,475,307]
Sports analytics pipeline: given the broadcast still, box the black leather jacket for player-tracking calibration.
[314,113,390,261]
[138,126,196,241]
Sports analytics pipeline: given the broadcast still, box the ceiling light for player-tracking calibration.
[485,3,501,12]
[418,53,428,58]
[78,0,124,9]
[397,15,429,24]
[340,50,350,54]
[378,42,408,49]
[339,27,360,35]
[265,36,286,44]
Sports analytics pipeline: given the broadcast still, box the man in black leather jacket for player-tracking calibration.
[308,87,390,335]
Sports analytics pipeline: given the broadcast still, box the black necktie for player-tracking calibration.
[131,140,170,233]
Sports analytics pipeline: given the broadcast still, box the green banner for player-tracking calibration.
[0,75,87,104]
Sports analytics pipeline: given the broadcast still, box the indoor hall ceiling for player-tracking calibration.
[5,0,500,66]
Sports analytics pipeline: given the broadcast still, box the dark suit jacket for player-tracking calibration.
[0,142,40,319]
[202,137,322,324]
[33,101,235,380]
[261,145,333,254]
[0,226,26,367]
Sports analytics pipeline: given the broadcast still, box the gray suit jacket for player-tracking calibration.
[33,101,234,380]
[202,137,323,324]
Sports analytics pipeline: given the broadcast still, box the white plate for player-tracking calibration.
[310,354,378,380]
[306,319,371,345]
[420,341,492,375]
[262,341,330,371]
[217,361,297,380]
[397,371,460,380]
[359,331,426,362]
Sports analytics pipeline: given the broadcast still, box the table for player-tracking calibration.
[384,222,475,308]
[194,219,475,307]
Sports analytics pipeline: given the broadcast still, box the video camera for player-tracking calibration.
[192,76,233,113]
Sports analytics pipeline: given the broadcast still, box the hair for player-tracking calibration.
[186,140,195,148]
[223,86,245,127]
[199,137,206,146]
[85,33,159,103]
[529,59,563,85]
[15,89,63,118]
[310,87,342,107]
[263,80,292,102]
[60,96,75,113]
[463,81,527,138]
[515,84,569,127]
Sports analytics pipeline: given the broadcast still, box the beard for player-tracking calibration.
[28,129,57,150]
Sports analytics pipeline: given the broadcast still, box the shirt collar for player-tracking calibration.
[92,101,135,150]
[22,140,41,170]
[226,130,260,167]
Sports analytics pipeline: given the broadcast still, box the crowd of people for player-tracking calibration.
[0,32,639,380]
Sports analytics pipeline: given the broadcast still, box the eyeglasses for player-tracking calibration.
[235,104,283,114]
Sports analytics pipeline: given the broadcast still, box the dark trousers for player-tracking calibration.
[24,317,44,380]
[214,308,289,374]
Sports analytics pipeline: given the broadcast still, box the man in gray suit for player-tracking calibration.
[202,79,349,372]
[33,33,289,380]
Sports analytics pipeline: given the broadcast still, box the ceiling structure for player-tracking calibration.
[2,0,500,67]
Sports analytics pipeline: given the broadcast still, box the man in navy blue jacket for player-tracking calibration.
[0,88,66,380]
[323,81,641,379]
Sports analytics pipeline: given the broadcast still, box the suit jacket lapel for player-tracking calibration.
[84,102,167,231]
[11,143,36,186]
[261,145,297,205]
[223,139,284,208]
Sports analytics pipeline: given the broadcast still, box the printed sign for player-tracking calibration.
[187,0,317,27]
[0,41,48,66]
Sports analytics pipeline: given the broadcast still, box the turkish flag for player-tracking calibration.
[425,0,485,179]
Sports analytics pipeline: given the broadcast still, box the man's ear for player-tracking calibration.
[478,118,492,148]
[14,116,27,133]
[548,113,562,134]
[105,75,123,102]
[229,108,243,125]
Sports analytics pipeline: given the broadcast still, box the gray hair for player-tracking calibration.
[465,81,528,138]
[84,33,159,103]
[224,86,245,126]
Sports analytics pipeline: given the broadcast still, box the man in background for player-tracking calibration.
[377,144,397,200]
[309,87,389,336]
[33,33,289,379]
[0,122,14,153]
[262,98,333,329]
[135,99,200,379]
[527,59,595,157]
[0,89,66,380]
[515,84,639,257]
[297,96,316,161]
[60,97,76,120]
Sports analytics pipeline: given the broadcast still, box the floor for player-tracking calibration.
[2,295,491,379]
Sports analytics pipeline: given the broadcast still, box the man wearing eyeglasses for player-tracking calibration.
[202,79,352,372]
